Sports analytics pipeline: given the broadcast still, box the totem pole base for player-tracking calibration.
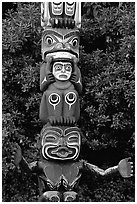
[38,191,78,202]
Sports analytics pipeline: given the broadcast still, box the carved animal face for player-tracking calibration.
[41,2,78,26]
[49,2,64,17]
[41,28,79,60]
[41,126,81,160]
[49,2,76,18]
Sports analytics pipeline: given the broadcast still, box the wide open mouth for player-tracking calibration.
[58,74,68,79]
[45,50,78,59]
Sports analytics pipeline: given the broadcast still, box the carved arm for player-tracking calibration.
[12,143,39,174]
[83,158,133,178]
[40,57,55,92]
[84,161,118,176]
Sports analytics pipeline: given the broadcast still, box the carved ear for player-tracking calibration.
[118,158,132,178]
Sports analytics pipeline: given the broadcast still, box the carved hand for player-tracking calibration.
[11,143,22,167]
[47,72,56,84]
[69,72,77,84]
[118,157,134,178]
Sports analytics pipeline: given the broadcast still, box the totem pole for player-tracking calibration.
[13,2,133,202]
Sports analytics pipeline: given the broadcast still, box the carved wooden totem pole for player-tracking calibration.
[13,2,133,202]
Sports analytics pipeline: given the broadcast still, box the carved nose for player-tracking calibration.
[61,67,65,73]
[56,43,65,49]
[59,137,66,146]
[65,43,70,50]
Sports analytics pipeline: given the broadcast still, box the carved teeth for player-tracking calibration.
[46,52,76,60]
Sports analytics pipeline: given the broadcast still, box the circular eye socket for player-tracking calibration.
[71,38,78,47]
[49,93,61,108]
[65,63,72,72]
[68,93,75,101]
[54,63,63,71]
[45,36,54,46]
[65,92,77,105]
[50,94,59,104]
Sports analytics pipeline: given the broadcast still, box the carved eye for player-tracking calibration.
[64,63,72,72]
[70,38,79,47]
[45,135,57,142]
[68,136,78,143]
[54,63,63,71]
[45,36,55,46]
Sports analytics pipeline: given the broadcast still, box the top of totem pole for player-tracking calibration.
[41,2,81,29]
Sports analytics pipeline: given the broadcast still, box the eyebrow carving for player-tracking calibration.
[64,31,79,39]
[43,30,63,40]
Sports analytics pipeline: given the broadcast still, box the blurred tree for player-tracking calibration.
[2,3,42,201]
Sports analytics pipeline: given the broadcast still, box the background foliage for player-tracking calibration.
[2,2,135,202]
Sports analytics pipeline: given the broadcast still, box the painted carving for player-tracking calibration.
[39,57,82,125]
[40,4,82,126]
[40,2,82,126]
[13,138,133,202]
[41,28,80,60]
[41,2,81,28]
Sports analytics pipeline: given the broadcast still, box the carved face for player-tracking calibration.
[41,2,81,28]
[52,61,72,81]
[41,126,81,160]
[65,2,76,17]
[49,2,76,18]
[49,2,63,17]
[42,28,79,60]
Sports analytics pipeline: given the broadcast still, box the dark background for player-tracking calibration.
[2,2,17,18]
